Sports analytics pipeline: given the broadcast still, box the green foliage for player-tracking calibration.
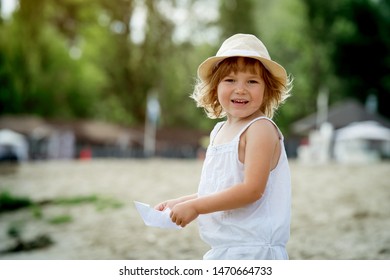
[0,191,32,213]
[218,0,258,38]
[53,194,123,210]
[48,214,73,224]
[302,0,390,119]
[7,223,22,239]
[30,204,43,219]
[0,0,107,119]
[94,196,123,211]
[0,191,122,214]
[330,0,390,116]
[53,195,99,205]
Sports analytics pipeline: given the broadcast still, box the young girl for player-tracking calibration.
[155,34,293,260]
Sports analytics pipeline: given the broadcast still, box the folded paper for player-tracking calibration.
[134,201,182,229]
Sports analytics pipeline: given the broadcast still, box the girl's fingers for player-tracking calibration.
[155,202,167,211]
[170,211,176,223]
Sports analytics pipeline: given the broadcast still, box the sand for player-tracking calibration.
[0,159,389,260]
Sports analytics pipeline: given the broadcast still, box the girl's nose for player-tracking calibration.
[234,82,247,94]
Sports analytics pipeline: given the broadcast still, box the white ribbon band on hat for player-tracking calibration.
[217,49,270,59]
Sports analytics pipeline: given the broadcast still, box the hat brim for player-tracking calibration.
[197,55,287,86]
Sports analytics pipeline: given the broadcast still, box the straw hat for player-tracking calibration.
[197,34,287,85]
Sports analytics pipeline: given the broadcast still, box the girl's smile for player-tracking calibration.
[231,99,249,104]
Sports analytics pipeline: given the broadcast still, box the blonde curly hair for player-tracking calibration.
[191,57,292,119]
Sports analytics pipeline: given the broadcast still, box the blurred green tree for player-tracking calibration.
[330,0,390,118]
[0,0,108,118]
[218,0,257,38]
[303,0,390,118]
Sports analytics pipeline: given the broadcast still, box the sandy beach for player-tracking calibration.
[0,159,389,260]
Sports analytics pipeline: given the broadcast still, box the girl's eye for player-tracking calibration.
[248,80,259,84]
[224,78,235,83]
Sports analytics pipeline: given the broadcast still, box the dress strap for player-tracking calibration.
[210,121,226,145]
[236,117,284,141]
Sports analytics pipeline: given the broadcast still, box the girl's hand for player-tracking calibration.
[170,201,199,227]
[154,194,198,212]
[154,198,182,211]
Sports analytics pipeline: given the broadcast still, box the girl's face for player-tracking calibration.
[217,64,265,121]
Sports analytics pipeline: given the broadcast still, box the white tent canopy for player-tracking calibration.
[334,121,390,163]
[0,129,29,161]
[335,121,390,141]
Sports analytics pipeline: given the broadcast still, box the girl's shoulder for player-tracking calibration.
[243,117,283,141]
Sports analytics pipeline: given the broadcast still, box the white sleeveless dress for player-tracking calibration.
[197,117,291,260]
